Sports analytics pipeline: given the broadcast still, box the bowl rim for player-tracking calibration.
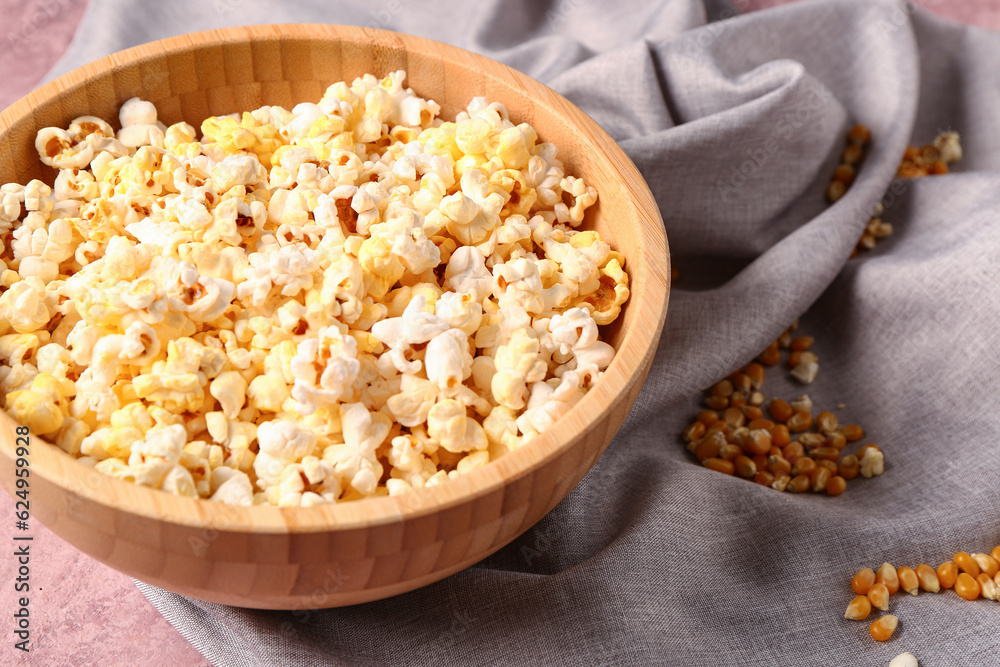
[0,23,669,534]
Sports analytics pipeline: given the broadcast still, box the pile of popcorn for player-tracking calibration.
[0,71,629,507]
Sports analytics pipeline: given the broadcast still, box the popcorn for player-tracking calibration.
[210,371,247,419]
[386,374,438,427]
[161,464,198,497]
[439,169,504,245]
[860,446,885,478]
[0,75,627,507]
[517,371,587,437]
[201,111,284,167]
[211,153,268,194]
[425,328,473,391]
[444,246,492,303]
[576,258,630,326]
[427,398,488,453]
[238,242,318,306]
[387,434,435,488]
[35,127,94,170]
[119,97,158,128]
[492,257,545,314]
[254,418,317,489]
[210,469,254,506]
[555,175,598,226]
[6,373,66,435]
[434,291,483,336]
[370,295,448,374]
[324,403,388,496]
[289,324,360,415]
[0,277,51,333]
[492,329,547,410]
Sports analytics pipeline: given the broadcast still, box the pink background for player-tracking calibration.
[1,1,997,664]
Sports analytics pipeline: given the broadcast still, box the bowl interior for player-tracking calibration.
[0,25,668,534]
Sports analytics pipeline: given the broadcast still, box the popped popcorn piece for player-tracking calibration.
[425,328,473,391]
[6,373,66,435]
[427,398,488,453]
[210,469,254,506]
[253,418,318,489]
[370,295,448,375]
[0,277,51,333]
[35,127,94,170]
[860,447,885,478]
[516,371,587,437]
[438,169,504,245]
[237,242,318,306]
[492,329,547,410]
[117,98,165,149]
[289,325,360,415]
[210,371,247,419]
[324,403,389,497]
[444,246,492,302]
[435,291,483,336]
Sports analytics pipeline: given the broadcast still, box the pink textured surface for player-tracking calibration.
[0,0,89,111]
[0,1,997,665]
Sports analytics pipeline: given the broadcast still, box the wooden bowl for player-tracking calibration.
[0,25,668,609]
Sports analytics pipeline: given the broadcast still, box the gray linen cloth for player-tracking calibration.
[44,0,1000,664]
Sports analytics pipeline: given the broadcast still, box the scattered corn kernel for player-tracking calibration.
[770,473,791,492]
[954,552,981,578]
[976,573,997,601]
[769,398,793,423]
[972,553,999,578]
[869,614,898,642]
[897,566,919,596]
[786,410,812,432]
[838,454,860,480]
[733,455,756,479]
[937,562,958,589]
[867,583,890,611]
[816,411,838,435]
[846,129,960,255]
[954,572,980,601]
[914,564,940,593]
[852,568,876,595]
[840,424,864,442]
[845,595,872,621]
[877,562,899,595]
[826,475,847,496]
[703,458,735,475]
[791,456,816,477]
[787,474,810,493]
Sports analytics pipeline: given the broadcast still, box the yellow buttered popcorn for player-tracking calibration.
[0,69,626,507]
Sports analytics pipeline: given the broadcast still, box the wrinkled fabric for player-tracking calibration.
[47,0,1000,664]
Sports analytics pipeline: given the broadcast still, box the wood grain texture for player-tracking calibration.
[0,24,669,609]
